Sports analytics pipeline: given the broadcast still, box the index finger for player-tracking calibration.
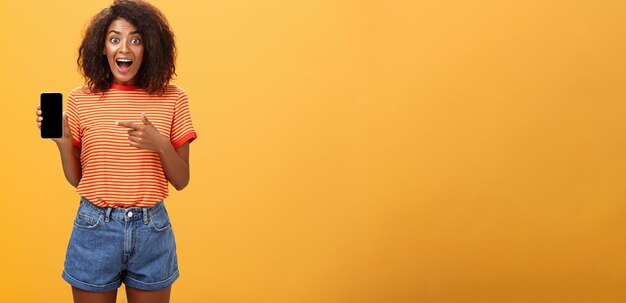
[116,121,142,129]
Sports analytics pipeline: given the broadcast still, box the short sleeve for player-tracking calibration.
[66,90,82,149]
[170,89,197,149]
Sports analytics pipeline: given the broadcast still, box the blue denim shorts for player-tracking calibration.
[62,196,179,292]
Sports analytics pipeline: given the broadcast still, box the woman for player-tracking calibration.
[35,1,197,302]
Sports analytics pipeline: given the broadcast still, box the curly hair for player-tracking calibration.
[78,0,176,95]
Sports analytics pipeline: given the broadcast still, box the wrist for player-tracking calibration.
[157,137,173,154]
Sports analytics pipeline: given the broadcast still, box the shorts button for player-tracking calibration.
[128,211,133,217]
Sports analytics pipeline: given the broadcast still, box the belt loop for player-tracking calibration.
[142,207,149,225]
[105,207,112,223]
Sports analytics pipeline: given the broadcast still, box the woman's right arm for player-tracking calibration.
[56,141,82,188]
[37,105,82,188]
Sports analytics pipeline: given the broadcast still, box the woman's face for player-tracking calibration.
[103,18,144,86]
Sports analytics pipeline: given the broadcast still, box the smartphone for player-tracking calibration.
[40,92,63,139]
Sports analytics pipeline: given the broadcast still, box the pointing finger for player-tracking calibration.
[116,121,142,129]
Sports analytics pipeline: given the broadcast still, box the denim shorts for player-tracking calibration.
[62,196,179,292]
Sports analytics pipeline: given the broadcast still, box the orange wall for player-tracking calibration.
[1,1,625,302]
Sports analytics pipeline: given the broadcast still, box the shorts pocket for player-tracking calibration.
[149,209,172,232]
[74,211,103,229]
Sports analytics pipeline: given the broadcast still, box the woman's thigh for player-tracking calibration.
[126,285,172,303]
[71,286,117,303]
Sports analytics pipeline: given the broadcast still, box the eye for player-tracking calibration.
[131,37,141,44]
[110,37,120,43]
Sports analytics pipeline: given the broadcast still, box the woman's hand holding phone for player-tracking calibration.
[36,104,72,146]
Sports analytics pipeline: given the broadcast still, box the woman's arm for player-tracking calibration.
[57,142,82,188]
[37,106,82,188]
[158,141,190,191]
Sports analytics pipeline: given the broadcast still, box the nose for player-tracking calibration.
[119,39,130,53]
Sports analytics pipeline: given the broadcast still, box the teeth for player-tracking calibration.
[116,59,132,63]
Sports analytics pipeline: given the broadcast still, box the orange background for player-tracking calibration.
[1,0,626,302]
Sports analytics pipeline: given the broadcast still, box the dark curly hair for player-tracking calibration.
[78,0,176,95]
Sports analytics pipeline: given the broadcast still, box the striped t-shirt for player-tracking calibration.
[67,83,197,208]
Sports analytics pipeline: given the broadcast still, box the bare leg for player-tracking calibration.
[71,286,118,303]
[126,285,171,303]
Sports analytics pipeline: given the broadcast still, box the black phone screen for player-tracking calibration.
[40,92,63,139]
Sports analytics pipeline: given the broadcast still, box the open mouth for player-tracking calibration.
[115,58,133,73]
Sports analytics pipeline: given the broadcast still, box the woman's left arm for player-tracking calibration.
[118,113,191,191]
[158,141,190,191]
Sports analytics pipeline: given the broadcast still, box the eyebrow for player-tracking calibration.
[108,30,140,35]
